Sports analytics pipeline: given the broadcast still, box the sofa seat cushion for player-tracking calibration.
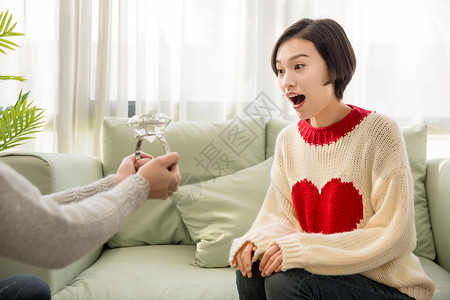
[418,257,450,300]
[52,245,238,300]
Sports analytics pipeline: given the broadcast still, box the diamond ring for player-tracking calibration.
[127,113,172,160]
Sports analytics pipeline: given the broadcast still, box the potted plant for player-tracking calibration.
[0,10,45,151]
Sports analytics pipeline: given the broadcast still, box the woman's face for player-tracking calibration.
[275,38,339,127]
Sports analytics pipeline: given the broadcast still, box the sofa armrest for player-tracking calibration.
[0,247,102,295]
[0,151,104,193]
[0,152,105,294]
[426,158,450,273]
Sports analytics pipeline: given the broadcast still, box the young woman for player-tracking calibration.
[230,18,434,300]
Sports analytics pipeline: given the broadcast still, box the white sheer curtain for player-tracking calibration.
[100,0,285,122]
[58,0,93,155]
[1,0,449,157]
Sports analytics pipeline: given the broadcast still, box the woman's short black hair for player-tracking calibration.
[271,18,356,100]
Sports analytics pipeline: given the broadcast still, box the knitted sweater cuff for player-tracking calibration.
[228,231,273,266]
[117,174,150,207]
[269,236,307,271]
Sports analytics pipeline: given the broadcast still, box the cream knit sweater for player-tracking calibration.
[229,106,434,300]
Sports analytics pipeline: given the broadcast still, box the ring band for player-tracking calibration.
[135,135,171,161]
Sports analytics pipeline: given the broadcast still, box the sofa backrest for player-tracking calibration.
[102,116,435,262]
[401,124,435,260]
[102,116,267,184]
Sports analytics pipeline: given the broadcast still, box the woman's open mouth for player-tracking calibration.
[289,94,305,106]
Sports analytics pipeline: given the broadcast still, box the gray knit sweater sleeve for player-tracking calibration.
[41,175,117,204]
[0,161,150,268]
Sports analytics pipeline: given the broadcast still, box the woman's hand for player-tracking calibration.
[232,242,257,278]
[115,152,153,185]
[259,244,283,277]
[137,152,181,200]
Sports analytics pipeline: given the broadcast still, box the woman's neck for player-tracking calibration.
[308,100,352,128]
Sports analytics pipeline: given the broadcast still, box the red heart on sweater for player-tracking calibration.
[291,178,363,234]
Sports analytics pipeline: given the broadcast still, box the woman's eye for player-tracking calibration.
[294,64,304,70]
[277,69,284,75]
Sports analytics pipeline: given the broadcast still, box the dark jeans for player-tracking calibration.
[236,262,415,300]
[0,274,51,300]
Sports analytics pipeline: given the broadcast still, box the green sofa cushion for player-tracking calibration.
[105,117,267,247]
[170,157,273,267]
[107,199,194,247]
[402,124,435,260]
[52,246,238,300]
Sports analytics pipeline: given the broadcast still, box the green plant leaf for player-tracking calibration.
[0,118,5,139]
[4,32,24,37]
[4,110,12,137]
[0,41,14,51]
[0,90,46,151]
[0,13,42,151]
[0,13,11,36]
[0,11,7,33]
[11,104,17,132]
[0,75,26,82]
[7,22,16,33]
[0,11,23,54]
[4,14,12,33]
[0,38,19,48]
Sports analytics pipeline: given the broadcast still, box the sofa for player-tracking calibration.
[1,116,449,299]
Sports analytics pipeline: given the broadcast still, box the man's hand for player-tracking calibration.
[232,242,257,278]
[137,152,181,200]
[259,244,283,277]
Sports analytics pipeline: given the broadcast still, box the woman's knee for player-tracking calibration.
[264,269,314,299]
[235,263,267,300]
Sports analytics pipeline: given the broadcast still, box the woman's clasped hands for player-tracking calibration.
[232,242,283,278]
